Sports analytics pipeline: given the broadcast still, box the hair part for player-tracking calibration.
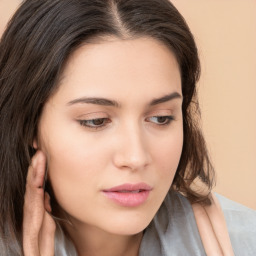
[0,0,215,254]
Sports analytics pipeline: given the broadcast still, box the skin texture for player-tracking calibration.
[31,36,183,256]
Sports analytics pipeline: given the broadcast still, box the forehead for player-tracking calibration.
[54,36,182,104]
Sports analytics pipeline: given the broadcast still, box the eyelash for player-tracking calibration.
[78,115,174,130]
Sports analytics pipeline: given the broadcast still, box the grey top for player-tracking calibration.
[139,192,256,256]
[55,192,256,255]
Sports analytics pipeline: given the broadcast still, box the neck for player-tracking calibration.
[64,221,143,256]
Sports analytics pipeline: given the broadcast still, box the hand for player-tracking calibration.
[23,151,56,256]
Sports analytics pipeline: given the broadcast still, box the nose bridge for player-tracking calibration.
[113,120,151,170]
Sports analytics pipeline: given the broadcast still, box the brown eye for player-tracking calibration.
[146,116,174,125]
[92,118,105,126]
[79,118,110,129]
[156,116,168,124]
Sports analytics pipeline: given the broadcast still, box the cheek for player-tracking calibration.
[39,126,101,200]
[45,135,108,188]
[152,125,183,193]
[156,126,183,172]
[41,127,121,220]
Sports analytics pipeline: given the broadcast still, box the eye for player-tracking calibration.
[146,115,174,125]
[78,118,111,129]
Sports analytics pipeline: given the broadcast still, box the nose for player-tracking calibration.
[112,124,152,171]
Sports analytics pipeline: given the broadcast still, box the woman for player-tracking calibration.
[0,0,255,255]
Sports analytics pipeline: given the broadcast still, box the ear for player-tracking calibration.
[33,138,38,149]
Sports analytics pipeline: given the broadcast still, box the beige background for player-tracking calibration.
[172,0,256,210]
[1,0,255,209]
[0,0,20,34]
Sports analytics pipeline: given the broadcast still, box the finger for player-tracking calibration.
[24,151,46,228]
[23,151,47,255]
[39,191,56,256]
[39,210,56,256]
[25,151,46,193]
[31,151,46,188]
[44,192,52,213]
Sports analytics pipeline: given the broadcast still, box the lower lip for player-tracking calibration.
[102,190,150,207]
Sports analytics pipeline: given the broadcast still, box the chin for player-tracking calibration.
[99,211,155,236]
[106,223,148,236]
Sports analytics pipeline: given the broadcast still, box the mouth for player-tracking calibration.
[102,183,152,207]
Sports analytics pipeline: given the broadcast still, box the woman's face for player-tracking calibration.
[37,36,183,235]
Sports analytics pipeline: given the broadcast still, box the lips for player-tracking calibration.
[102,183,152,207]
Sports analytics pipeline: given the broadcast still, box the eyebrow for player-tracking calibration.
[150,92,182,106]
[67,92,182,107]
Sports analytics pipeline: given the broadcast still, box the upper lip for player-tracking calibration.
[103,183,153,192]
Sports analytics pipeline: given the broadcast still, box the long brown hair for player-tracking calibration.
[0,0,214,254]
